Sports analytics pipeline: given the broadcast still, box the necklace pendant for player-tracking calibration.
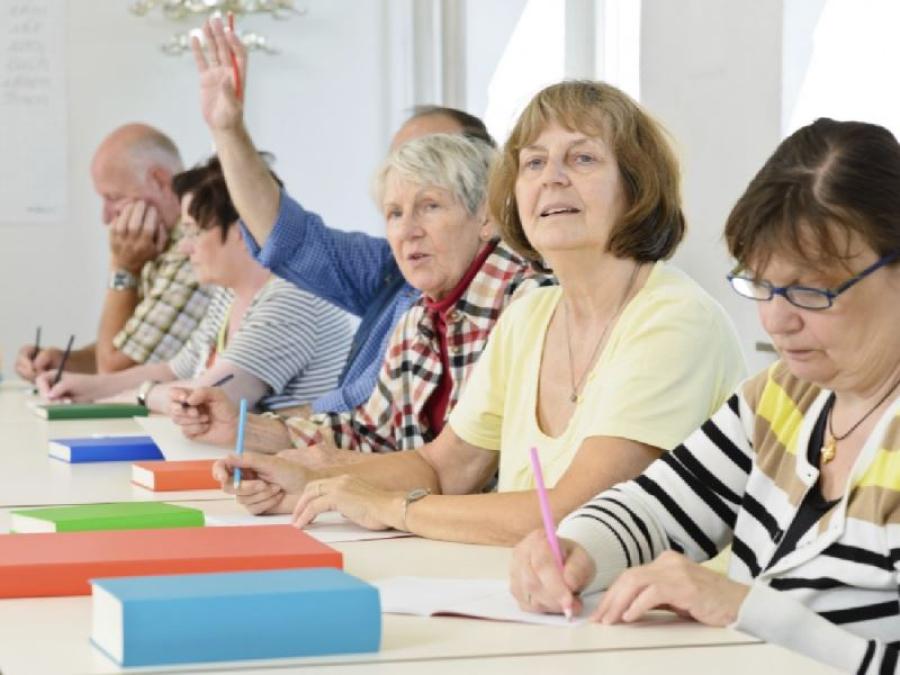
[821,437,836,464]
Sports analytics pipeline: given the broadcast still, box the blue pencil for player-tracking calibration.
[233,398,248,490]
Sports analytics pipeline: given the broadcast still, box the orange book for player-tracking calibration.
[0,525,342,598]
[132,460,219,491]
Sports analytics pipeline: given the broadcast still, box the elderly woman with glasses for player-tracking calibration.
[36,156,353,414]
[509,118,900,673]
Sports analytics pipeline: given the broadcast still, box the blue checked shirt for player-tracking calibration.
[240,191,419,414]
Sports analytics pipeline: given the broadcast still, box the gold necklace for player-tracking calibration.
[564,263,641,404]
[821,374,900,464]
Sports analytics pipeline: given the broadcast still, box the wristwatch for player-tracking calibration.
[401,488,431,531]
[136,380,159,408]
[109,269,138,291]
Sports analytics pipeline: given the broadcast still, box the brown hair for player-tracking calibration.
[725,118,900,274]
[172,154,282,241]
[487,80,685,262]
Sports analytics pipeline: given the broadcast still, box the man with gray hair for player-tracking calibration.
[15,123,210,379]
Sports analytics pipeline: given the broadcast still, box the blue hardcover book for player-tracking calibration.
[90,568,381,667]
[48,436,163,463]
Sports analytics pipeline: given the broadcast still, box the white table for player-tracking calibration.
[0,384,836,674]
[0,383,228,507]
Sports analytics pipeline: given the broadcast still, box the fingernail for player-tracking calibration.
[564,607,573,622]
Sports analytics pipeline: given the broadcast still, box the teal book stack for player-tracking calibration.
[90,568,381,666]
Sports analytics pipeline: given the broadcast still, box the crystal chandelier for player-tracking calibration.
[129,0,305,55]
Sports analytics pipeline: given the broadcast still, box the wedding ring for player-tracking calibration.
[317,483,324,497]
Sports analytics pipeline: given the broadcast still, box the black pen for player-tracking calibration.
[180,372,235,409]
[51,334,75,387]
[29,326,43,394]
[31,326,41,361]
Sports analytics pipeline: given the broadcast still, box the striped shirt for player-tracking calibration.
[113,225,211,363]
[285,241,556,453]
[558,361,899,673]
[169,277,352,411]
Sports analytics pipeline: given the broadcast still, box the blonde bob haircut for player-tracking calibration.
[373,133,496,217]
[488,80,685,262]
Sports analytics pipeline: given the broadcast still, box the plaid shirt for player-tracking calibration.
[286,241,556,453]
[112,225,211,364]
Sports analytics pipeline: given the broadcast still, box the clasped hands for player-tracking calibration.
[212,451,407,532]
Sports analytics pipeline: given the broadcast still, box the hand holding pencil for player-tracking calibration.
[507,448,596,619]
[191,13,247,132]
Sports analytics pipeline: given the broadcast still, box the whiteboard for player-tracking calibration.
[0,0,66,224]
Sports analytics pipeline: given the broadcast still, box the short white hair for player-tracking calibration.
[373,133,496,216]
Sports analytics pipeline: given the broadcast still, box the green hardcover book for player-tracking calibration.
[30,402,149,420]
[10,502,205,534]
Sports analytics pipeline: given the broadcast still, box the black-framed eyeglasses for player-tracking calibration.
[727,252,899,310]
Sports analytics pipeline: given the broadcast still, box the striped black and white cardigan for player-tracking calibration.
[558,361,899,674]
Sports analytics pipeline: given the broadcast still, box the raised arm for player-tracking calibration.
[191,17,279,246]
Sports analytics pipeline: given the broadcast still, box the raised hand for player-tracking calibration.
[191,16,247,132]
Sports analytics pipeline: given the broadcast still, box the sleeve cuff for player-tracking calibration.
[557,515,630,594]
[732,581,869,672]
[255,191,312,272]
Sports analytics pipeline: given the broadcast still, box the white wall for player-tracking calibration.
[0,1,392,377]
[641,0,784,374]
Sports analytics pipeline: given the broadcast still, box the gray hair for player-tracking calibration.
[373,133,496,216]
[126,128,184,176]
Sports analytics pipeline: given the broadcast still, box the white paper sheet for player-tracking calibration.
[202,504,414,543]
[135,416,228,461]
[375,576,603,626]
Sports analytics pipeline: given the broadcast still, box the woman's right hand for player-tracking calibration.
[190,16,246,132]
[509,529,596,617]
[15,345,62,382]
[213,451,313,515]
[169,386,238,446]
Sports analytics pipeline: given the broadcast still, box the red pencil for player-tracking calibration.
[228,13,242,101]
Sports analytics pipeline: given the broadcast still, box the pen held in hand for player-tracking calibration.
[233,397,248,491]
[529,446,573,621]
[51,334,75,388]
[179,372,235,410]
[31,326,41,361]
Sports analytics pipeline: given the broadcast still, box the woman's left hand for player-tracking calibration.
[291,475,402,532]
[593,551,749,627]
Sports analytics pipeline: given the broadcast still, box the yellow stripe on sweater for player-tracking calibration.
[757,376,804,456]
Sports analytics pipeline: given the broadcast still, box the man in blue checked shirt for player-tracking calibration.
[169,16,495,449]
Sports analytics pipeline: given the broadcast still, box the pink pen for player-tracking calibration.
[529,446,573,620]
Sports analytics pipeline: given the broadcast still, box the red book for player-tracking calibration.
[0,525,341,598]
[132,460,219,491]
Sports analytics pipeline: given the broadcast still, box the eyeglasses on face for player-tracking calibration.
[726,252,899,310]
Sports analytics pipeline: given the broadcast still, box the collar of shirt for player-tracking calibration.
[420,239,500,336]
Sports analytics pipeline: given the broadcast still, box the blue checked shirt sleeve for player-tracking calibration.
[240,190,396,317]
